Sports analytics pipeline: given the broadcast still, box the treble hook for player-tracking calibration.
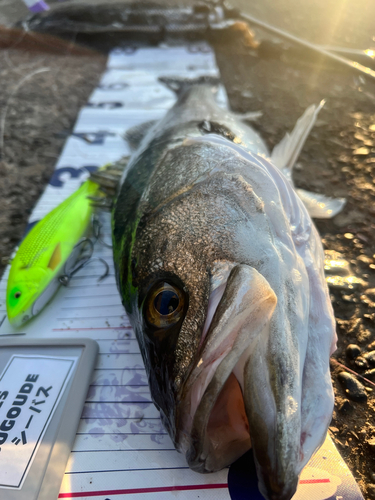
[58,237,109,285]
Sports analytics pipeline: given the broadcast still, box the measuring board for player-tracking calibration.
[0,44,364,500]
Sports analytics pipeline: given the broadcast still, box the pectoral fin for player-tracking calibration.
[296,188,346,218]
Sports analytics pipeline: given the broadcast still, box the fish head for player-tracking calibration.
[7,266,48,326]
[115,143,335,500]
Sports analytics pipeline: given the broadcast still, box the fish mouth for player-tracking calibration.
[177,264,300,500]
[187,349,253,472]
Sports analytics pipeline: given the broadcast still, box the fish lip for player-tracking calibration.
[257,468,300,500]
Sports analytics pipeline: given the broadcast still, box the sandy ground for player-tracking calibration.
[0,1,375,498]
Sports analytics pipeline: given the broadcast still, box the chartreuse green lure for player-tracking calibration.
[6,178,100,327]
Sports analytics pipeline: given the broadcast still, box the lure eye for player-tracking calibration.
[145,282,185,329]
[14,291,21,299]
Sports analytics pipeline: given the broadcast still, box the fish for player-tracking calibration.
[6,176,101,327]
[110,83,342,500]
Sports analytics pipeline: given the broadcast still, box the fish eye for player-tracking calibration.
[14,291,21,299]
[144,282,185,329]
[154,289,179,315]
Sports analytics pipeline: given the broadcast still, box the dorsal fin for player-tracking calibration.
[271,101,346,219]
[271,101,325,173]
[124,120,156,150]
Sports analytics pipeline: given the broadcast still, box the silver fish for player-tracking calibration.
[111,84,341,500]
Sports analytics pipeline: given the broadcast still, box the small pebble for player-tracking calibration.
[344,233,354,239]
[355,356,369,369]
[326,275,366,291]
[346,344,361,359]
[324,250,351,276]
[368,484,375,499]
[337,372,368,402]
[338,399,353,413]
[357,255,373,265]
[364,351,375,366]
[342,295,357,303]
[353,147,370,155]
[368,437,375,449]
[365,368,375,381]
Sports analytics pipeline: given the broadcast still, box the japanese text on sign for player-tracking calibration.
[0,355,76,489]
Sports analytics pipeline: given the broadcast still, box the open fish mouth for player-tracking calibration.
[186,342,254,472]
[176,263,305,500]
[179,263,277,468]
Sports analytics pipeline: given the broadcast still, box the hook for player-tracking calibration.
[92,214,113,249]
[59,237,96,286]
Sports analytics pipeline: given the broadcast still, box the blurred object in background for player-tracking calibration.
[0,25,99,54]
[22,0,50,13]
[21,0,68,14]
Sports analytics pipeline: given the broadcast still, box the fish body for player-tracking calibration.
[6,178,98,326]
[112,85,337,500]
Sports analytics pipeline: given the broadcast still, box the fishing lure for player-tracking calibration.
[6,177,102,327]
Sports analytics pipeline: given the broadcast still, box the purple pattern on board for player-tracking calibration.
[117,329,133,340]
[88,427,105,438]
[29,0,50,13]
[130,422,140,434]
[109,339,131,354]
[111,433,128,443]
[125,372,147,386]
[151,433,167,445]
[86,381,150,403]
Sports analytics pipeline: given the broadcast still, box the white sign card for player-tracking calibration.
[0,355,77,489]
